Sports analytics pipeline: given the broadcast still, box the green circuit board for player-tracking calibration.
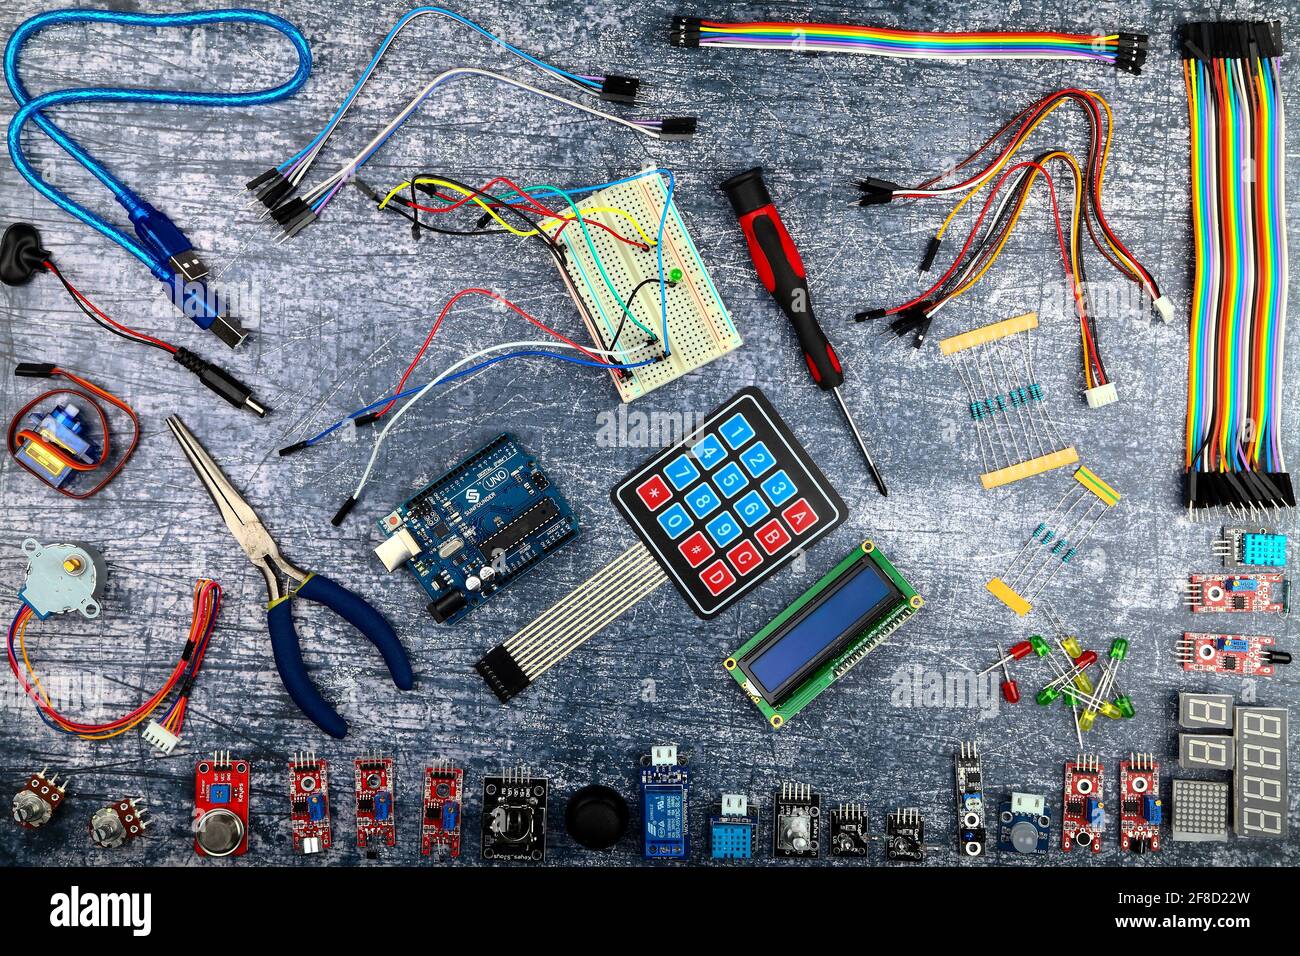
[724,540,921,729]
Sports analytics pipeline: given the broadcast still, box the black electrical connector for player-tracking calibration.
[659,117,697,140]
[247,167,295,210]
[599,74,640,104]
[920,236,942,273]
[14,362,56,378]
[852,177,899,206]
[173,348,267,417]
[669,15,702,47]
[331,495,358,527]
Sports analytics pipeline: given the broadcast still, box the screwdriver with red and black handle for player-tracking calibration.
[720,167,888,496]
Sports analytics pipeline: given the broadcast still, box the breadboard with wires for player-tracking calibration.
[987,466,1121,616]
[554,173,741,402]
[939,312,1078,490]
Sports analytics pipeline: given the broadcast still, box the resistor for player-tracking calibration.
[1028,383,1043,401]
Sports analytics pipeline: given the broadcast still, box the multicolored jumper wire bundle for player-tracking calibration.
[1182,21,1293,513]
[854,89,1169,406]
[669,17,1148,72]
[250,6,694,239]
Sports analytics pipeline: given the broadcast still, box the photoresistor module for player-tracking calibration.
[885,808,924,862]
[288,752,331,855]
[725,539,921,729]
[355,754,395,859]
[374,434,578,625]
[829,804,871,858]
[640,744,689,860]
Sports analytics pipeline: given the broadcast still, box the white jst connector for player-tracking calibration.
[141,720,179,756]
[1085,382,1119,409]
[1152,295,1174,323]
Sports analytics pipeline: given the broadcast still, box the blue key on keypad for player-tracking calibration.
[713,462,747,499]
[705,511,742,548]
[718,412,756,449]
[734,490,770,527]
[740,441,777,478]
[656,503,692,540]
[663,454,700,491]
[685,483,722,519]
[690,434,727,470]
[761,469,797,507]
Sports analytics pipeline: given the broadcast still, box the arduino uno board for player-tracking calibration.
[374,434,579,624]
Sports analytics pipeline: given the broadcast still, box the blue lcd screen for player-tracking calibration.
[746,562,896,698]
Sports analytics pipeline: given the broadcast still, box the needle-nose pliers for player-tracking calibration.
[166,414,413,738]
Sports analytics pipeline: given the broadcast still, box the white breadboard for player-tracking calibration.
[554,174,740,402]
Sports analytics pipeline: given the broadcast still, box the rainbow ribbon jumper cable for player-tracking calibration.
[4,8,312,348]
[1182,21,1293,514]
[669,17,1148,73]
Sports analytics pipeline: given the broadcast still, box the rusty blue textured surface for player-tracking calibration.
[0,0,1295,866]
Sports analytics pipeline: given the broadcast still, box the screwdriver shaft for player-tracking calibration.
[831,386,888,497]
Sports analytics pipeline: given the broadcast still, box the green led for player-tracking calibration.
[1029,635,1051,657]
[1109,638,1129,661]
[669,268,683,283]
[1114,695,1135,719]
[1036,686,1060,706]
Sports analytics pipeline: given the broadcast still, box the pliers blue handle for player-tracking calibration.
[269,573,414,739]
[167,414,414,738]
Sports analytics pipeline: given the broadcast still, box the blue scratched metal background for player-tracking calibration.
[0,0,1296,866]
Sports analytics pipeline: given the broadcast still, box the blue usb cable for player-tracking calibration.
[5,8,312,347]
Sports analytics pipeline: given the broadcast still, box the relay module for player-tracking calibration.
[374,434,579,624]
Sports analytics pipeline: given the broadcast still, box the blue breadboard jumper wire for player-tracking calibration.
[4,8,311,338]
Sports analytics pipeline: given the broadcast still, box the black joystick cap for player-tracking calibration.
[565,784,629,850]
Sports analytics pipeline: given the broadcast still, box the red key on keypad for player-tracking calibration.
[699,559,737,596]
[781,498,819,535]
[678,531,715,568]
[755,518,792,555]
[725,540,764,576]
[635,475,673,511]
